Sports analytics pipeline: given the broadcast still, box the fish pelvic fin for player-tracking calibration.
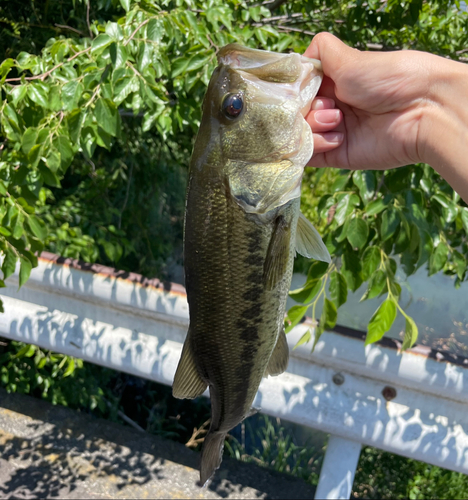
[263,215,291,291]
[264,329,289,377]
[173,331,208,399]
[200,431,226,487]
[296,212,331,263]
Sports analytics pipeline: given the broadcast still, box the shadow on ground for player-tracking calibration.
[0,389,316,499]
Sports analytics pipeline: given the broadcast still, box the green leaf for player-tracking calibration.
[63,358,75,377]
[67,109,86,143]
[110,43,128,69]
[26,215,47,240]
[28,144,42,168]
[94,98,120,137]
[48,85,62,111]
[61,80,83,111]
[52,136,74,171]
[321,298,337,330]
[293,330,311,350]
[429,241,448,275]
[362,247,381,281]
[136,42,152,73]
[38,163,61,187]
[460,207,468,233]
[341,250,362,292]
[365,198,388,216]
[289,279,321,304]
[119,0,131,11]
[186,53,212,73]
[366,269,387,300]
[46,150,60,173]
[2,247,17,279]
[171,57,190,78]
[147,19,164,42]
[11,85,28,106]
[347,217,369,249]
[380,208,400,241]
[18,256,32,289]
[307,261,329,280]
[21,127,38,155]
[452,250,466,280]
[329,271,347,308]
[335,193,359,225]
[313,298,337,350]
[353,170,375,202]
[105,22,124,41]
[12,212,24,239]
[286,305,308,333]
[28,83,49,108]
[91,34,113,54]
[402,315,418,350]
[114,76,139,104]
[0,58,14,81]
[365,299,397,345]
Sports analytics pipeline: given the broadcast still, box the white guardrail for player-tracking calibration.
[1,252,468,499]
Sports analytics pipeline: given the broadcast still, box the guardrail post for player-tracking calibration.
[314,435,361,500]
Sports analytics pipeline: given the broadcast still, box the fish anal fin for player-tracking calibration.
[173,332,207,399]
[296,212,331,263]
[263,216,291,291]
[264,329,289,377]
[200,431,226,486]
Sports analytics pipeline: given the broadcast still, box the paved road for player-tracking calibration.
[0,389,316,499]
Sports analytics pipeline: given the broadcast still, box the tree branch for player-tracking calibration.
[86,0,93,39]
[123,19,150,47]
[54,24,86,36]
[5,47,92,83]
[266,0,289,11]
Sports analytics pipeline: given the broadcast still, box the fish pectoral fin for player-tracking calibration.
[296,212,331,263]
[172,333,207,399]
[263,216,291,291]
[264,329,289,377]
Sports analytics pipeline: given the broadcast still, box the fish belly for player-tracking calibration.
[184,173,297,432]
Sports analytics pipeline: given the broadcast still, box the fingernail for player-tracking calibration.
[322,131,344,144]
[315,109,340,125]
[311,98,335,110]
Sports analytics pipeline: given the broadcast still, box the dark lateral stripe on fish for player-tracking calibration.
[242,286,263,302]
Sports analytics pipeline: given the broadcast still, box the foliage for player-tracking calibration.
[0,336,212,440]
[225,413,322,485]
[0,0,467,348]
[353,446,468,499]
[0,337,111,411]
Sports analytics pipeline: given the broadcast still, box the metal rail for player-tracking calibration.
[1,252,467,499]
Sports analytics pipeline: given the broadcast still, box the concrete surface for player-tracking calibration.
[0,389,316,499]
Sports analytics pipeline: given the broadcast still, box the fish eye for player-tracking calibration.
[222,93,243,119]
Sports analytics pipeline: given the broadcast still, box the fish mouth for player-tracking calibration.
[217,43,322,116]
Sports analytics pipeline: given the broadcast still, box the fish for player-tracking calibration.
[172,43,331,485]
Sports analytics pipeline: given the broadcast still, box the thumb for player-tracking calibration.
[304,33,360,82]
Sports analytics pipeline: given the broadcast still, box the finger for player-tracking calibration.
[311,97,336,110]
[312,132,344,154]
[304,32,359,80]
[307,109,342,132]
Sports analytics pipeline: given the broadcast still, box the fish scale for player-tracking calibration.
[172,43,330,485]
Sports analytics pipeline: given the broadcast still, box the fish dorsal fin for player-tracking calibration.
[296,212,331,263]
[263,216,291,291]
[173,331,207,399]
[264,329,289,377]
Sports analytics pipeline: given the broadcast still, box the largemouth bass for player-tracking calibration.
[172,43,330,485]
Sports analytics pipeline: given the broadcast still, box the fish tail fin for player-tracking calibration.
[200,431,226,486]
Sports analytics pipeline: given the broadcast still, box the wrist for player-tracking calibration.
[418,57,468,200]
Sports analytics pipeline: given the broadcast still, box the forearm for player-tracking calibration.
[420,57,468,202]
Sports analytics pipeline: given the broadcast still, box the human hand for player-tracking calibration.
[305,32,439,170]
